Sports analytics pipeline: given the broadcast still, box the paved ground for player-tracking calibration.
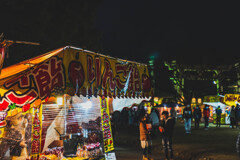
[113,121,240,160]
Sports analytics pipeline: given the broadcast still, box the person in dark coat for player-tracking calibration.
[203,105,210,130]
[216,106,222,127]
[193,105,202,129]
[229,105,236,128]
[236,131,240,159]
[235,104,240,128]
[159,111,175,160]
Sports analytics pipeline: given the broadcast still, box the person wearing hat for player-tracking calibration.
[159,111,175,160]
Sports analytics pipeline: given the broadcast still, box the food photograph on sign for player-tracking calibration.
[40,96,105,160]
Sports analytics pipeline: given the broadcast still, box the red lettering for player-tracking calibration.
[0,98,10,111]
[31,140,40,153]
[133,66,140,91]
[115,64,127,90]
[87,56,95,84]
[102,60,115,91]
[103,124,110,129]
[69,61,85,90]
[95,57,101,88]
[103,129,112,139]
[6,90,37,106]
[33,64,51,98]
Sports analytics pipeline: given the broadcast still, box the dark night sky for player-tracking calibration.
[95,0,240,65]
[0,0,239,66]
[0,0,239,97]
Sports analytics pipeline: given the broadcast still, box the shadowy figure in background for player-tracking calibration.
[182,104,192,133]
[112,110,121,134]
[229,106,236,129]
[236,131,240,159]
[235,104,240,129]
[159,111,175,160]
[149,108,160,139]
[216,106,222,128]
[203,105,210,130]
[193,105,202,129]
[170,107,177,123]
[128,108,134,126]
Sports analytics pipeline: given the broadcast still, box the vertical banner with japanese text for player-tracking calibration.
[100,96,114,153]
[31,105,42,159]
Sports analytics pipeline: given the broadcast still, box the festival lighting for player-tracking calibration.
[57,97,63,105]
[80,99,92,109]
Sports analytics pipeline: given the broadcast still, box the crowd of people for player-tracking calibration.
[182,104,240,133]
[111,102,176,160]
[111,102,240,160]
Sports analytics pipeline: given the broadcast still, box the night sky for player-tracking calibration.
[96,0,240,65]
[0,0,238,99]
[0,0,239,66]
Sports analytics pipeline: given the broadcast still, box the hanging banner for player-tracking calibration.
[100,96,114,153]
[203,95,224,103]
[224,94,240,106]
[0,47,152,113]
[31,105,42,159]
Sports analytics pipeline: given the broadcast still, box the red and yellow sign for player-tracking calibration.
[0,47,152,113]
[224,94,240,106]
[100,96,114,153]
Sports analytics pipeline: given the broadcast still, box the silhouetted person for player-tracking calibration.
[193,105,202,129]
[216,106,222,127]
[159,111,175,160]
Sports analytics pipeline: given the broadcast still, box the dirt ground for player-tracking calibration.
[113,121,240,160]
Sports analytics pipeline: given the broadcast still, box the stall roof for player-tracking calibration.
[0,47,64,80]
[0,46,148,81]
[0,46,152,109]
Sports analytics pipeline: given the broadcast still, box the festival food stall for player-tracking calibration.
[224,94,240,120]
[203,95,227,124]
[0,46,153,160]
